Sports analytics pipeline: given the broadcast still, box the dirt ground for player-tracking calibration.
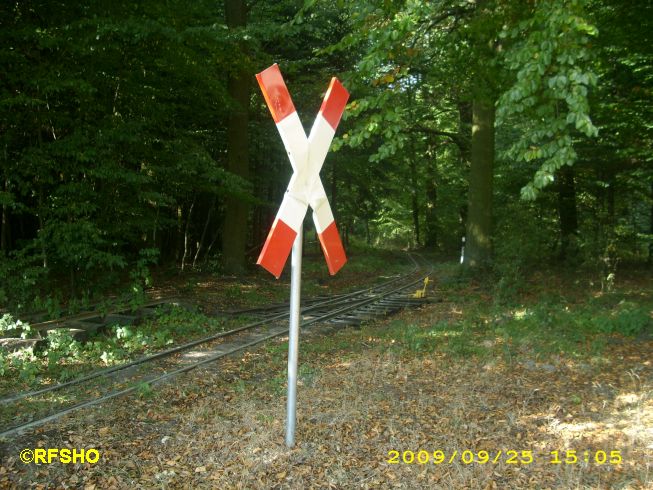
[1,289,651,489]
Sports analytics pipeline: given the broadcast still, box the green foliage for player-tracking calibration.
[0,314,22,336]
[370,198,416,248]
[136,381,155,399]
[375,284,651,364]
[0,305,225,390]
[0,248,48,311]
[0,0,650,321]
[127,248,159,310]
[268,374,287,396]
[496,0,599,199]
[492,197,558,303]
[592,301,652,336]
[0,0,257,309]
[9,348,41,384]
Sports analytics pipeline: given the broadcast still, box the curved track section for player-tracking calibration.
[0,253,432,439]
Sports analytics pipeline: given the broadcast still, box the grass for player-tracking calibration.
[2,262,652,489]
[371,281,652,366]
[0,305,230,397]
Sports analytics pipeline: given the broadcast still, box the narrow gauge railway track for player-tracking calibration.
[0,297,188,353]
[0,254,433,439]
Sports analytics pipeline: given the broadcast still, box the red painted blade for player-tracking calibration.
[317,221,347,275]
[256,64,296,124]
[257,218,297,278]
[319,78,350,130]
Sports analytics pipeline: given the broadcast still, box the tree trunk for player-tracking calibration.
[409,158,420,247]
[222,0,250,275]
[463,98,495,267]
[181,197,195,271]
[176,205,184,263]
[38,186,48,268]
[557,165,578,260]
[193,198,215,269]
[424,146,438,249]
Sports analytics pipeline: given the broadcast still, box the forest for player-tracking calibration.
[1,0,650,312]
[1,1,652,488]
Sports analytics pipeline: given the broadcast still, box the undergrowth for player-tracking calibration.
[0,305,226,394]
[372,271,652,363]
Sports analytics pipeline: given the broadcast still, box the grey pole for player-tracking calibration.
[285,223,303,447]
[460,236,465,265]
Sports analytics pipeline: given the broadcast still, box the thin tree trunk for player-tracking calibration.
[607,174,615,223]
[1,145,8,254]
[409,158,420,247]
[424,146,438,249]
[458,101,473,165]
[193,198,215,269]
[205,228,220,264]
[36,117,48,269]
[463,98,495,267]
[181,198,195,271]
[176,205,184,263]
[38,186,48,268]
[222,0,250,275]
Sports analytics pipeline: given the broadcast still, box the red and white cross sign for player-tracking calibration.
[256,64,349,278]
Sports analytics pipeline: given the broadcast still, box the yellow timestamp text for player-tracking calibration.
[386,449,622,465]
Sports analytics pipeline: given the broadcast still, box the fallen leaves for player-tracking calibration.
[3,288,652,489]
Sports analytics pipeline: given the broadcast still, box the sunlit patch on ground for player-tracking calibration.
[2,265,651,489]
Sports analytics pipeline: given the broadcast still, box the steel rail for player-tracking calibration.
[19,297,184,332]
[0,256,420,405]
[0,259,430,439]
[0,254,431,438]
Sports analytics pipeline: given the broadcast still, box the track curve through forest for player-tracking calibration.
[0,254,433,439]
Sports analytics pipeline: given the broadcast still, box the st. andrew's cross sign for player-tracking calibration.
[255,64,349,447]
[256,64,349,278]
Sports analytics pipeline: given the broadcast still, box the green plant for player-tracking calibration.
[593,302,652,336]
[128,248,159,311]
[442,334,488,358]
[11,348,40,383]
[223,284,244,301]
[45,329,81,372]
[0,314,22,336]
[136,381,154,399]
[0,246,48,311]
[493,262,525,306]
[234,379,246,393]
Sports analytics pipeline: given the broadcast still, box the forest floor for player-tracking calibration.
[1,258,652,489]
[0,247,413,399]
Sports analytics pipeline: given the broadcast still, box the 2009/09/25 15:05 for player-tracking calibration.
[386,449,623,465]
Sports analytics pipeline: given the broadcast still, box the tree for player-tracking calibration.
[222,0,251,275]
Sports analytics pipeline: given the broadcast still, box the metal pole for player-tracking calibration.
[460,236,465,265]
[285,223,302,447]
